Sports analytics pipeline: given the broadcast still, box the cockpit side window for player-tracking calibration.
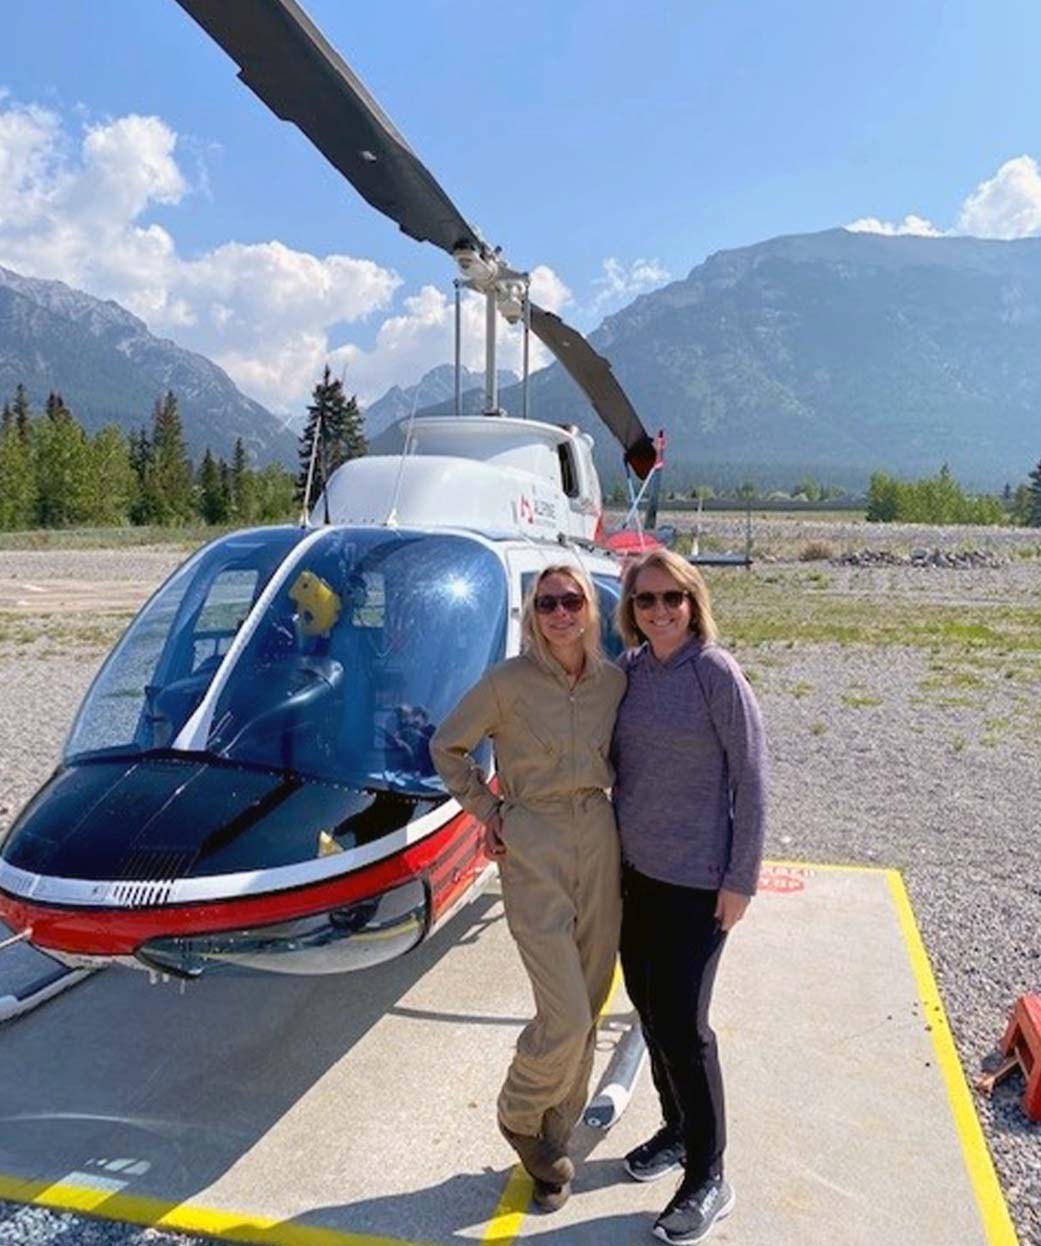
[65,528,307,762]
[592,574,624,660]
[191,569,260,674]
[558,444,580,499]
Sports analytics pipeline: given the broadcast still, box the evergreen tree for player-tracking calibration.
[1,402,12,437]
[198,449,227,524]
[128,426,158,525]
[12,385,31,443]
[230,437,258,523]
[151,391,194,523]
[219,459,233,521]
[296,365,366,511]
[44,391,71,423]
[1027,459,1041,528]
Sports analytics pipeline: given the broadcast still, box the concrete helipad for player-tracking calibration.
[0,864,1019,1246]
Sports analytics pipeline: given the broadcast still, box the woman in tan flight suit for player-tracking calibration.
[431,563,625,1212]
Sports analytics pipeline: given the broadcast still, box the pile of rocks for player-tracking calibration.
[835,547,1006,569]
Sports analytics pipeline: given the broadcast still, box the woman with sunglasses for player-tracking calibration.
[612,548,767,1246]
[431,563,625,1212]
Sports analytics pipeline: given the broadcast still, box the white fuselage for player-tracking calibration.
[317,416,604,544]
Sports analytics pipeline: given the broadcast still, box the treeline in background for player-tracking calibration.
[0,368,365,532]
[1,369,1039,530]
[866,464,1041,527]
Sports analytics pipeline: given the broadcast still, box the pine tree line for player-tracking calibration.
[0,384,297,531]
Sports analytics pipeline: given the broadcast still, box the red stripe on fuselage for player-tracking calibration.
[0,807,486,957]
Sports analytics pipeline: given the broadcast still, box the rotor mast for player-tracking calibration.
[172,0,655,474]
[452,244,530,417]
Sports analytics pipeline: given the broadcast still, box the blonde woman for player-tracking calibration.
[612,549,767,1246]
[431,563,625,1212]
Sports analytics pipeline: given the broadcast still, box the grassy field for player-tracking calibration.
[0,611,134,653]
[0,523,262,551]
[706,566,1041,655]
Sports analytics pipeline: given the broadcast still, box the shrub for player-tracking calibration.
[799,540,834,561]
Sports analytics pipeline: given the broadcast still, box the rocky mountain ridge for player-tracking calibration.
[0,266,297,466]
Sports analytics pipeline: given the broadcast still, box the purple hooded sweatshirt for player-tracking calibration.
[612,637,767,897]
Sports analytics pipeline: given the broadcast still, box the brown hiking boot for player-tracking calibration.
[532,1178,571,1213]
[498,1121,575,1185]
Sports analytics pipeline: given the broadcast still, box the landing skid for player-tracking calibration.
[0,926,93,1023]
[584,1012,648,1129]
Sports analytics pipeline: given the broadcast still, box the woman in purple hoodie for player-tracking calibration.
[612,548,767,1246]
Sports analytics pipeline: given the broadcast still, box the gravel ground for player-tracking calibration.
[0,548,185,586]
[651,509,1041,563]
[1,531,1039,1246]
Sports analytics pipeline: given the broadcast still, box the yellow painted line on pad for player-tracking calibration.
[0,1173,439,1246]
[478,1166,534,1246]
[763,857,890,875]
[480,958,625,1246]
[886,870,1019,1246]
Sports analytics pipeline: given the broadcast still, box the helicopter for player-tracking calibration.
[0,0,664,982]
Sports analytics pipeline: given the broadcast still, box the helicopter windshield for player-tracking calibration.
[65,527,309,763]
[203,529,506,795]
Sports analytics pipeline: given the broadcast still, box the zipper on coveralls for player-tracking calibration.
[568,680,579,893]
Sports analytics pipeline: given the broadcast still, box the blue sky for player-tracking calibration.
[2,0,1040,414]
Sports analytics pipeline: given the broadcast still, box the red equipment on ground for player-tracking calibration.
[976,993,1041,1122]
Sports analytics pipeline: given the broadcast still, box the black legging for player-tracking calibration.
[620,863,728,1185]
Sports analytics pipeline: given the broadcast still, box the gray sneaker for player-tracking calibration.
[624,1126,686,1182]
[653,1176,735,1244]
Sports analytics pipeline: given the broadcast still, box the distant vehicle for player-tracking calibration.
[0,0,660,980]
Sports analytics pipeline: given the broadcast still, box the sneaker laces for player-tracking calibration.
[676,1177,720,1215]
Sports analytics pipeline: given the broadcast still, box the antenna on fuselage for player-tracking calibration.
[299,407,322,527]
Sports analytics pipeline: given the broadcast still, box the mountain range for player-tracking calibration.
[362,363,518,440]
[0,266,297,466]
[5,228,1041,489]
[403,229,1041,490]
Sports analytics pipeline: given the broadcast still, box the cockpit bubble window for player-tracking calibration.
[65,528,308,762]
[205,530,507,796]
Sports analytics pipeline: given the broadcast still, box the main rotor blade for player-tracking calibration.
[173,0,481,256]
[529,305,656,479]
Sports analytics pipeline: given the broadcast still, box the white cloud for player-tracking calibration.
[590,256,670,314]
[845,214,946,237]
[332,262,573,406]
[956,155,1041,240]
[0,98,400,412]
[0,95,617,416]
[846,154,1041,242]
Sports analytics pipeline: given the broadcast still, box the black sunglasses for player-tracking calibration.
[534,591,586,615]
[633,590,688,611]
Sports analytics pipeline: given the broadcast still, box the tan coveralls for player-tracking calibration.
[431,651,626,1140]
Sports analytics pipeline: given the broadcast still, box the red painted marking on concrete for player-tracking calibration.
[757,867,806,894]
